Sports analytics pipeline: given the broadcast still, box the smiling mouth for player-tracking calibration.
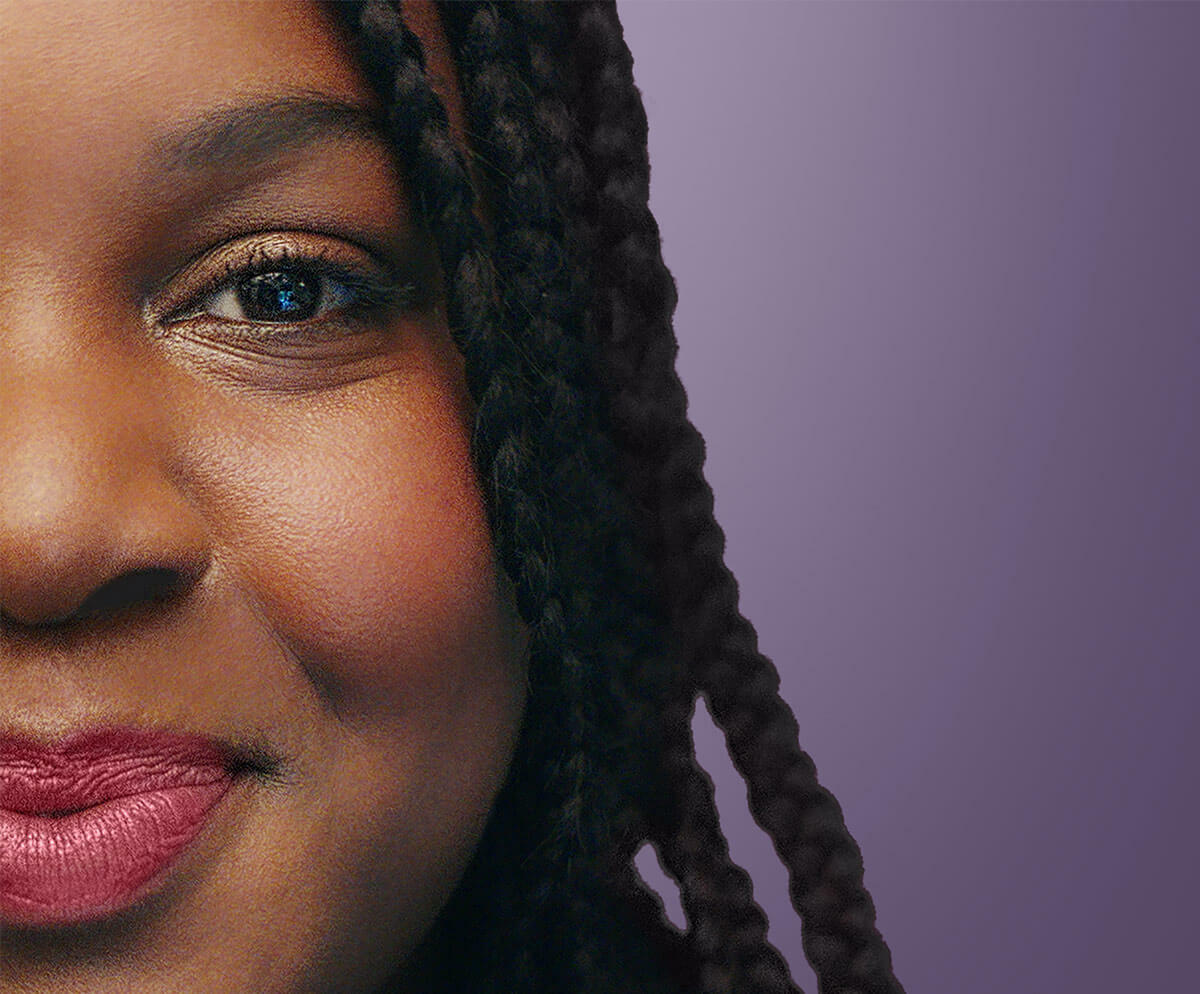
[0,727,246,928]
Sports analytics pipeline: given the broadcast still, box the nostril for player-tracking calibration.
[0,564,203,631]
[69,567,189,623]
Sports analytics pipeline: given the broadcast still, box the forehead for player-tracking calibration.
[0,0,467,280]
[0,1,374,141]
[0,2,368,208]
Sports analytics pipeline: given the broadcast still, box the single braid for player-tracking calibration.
[652,691,802,994]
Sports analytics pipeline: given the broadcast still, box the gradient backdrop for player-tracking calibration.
[618,3,1199,992]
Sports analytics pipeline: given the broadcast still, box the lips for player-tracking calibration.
[0,728,236,927]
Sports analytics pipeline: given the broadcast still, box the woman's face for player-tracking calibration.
[0,2,526,991]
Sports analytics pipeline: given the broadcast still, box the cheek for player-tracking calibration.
[260,410,495,694]
[158,349,529,984]
[176,354,516,717]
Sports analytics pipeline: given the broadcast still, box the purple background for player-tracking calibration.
[619,3,1199,992]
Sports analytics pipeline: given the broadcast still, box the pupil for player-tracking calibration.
[237,270,320,322]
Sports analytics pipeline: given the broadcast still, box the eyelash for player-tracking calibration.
[163,243,419,336]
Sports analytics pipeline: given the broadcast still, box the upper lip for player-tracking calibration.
[0,727,235,816]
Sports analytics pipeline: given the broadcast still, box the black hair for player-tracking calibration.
[333,4,906,993]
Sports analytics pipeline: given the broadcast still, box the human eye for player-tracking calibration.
[200,260,365,325]
[149,232,423,348]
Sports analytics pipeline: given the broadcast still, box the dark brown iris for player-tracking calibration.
[237,270,320,321]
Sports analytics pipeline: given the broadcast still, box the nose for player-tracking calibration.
[0,329,210,629]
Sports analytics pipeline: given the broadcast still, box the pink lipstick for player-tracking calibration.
[0,728,235,927]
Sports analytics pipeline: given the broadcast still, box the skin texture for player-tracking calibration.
[0,2,526,992]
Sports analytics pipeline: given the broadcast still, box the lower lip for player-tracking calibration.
[0,780,232,927]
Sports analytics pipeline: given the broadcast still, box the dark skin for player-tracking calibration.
[0,2,526,991]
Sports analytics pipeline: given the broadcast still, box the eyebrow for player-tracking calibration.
[152,94,388,176]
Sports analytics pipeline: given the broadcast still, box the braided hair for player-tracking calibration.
[331,4,906,993]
